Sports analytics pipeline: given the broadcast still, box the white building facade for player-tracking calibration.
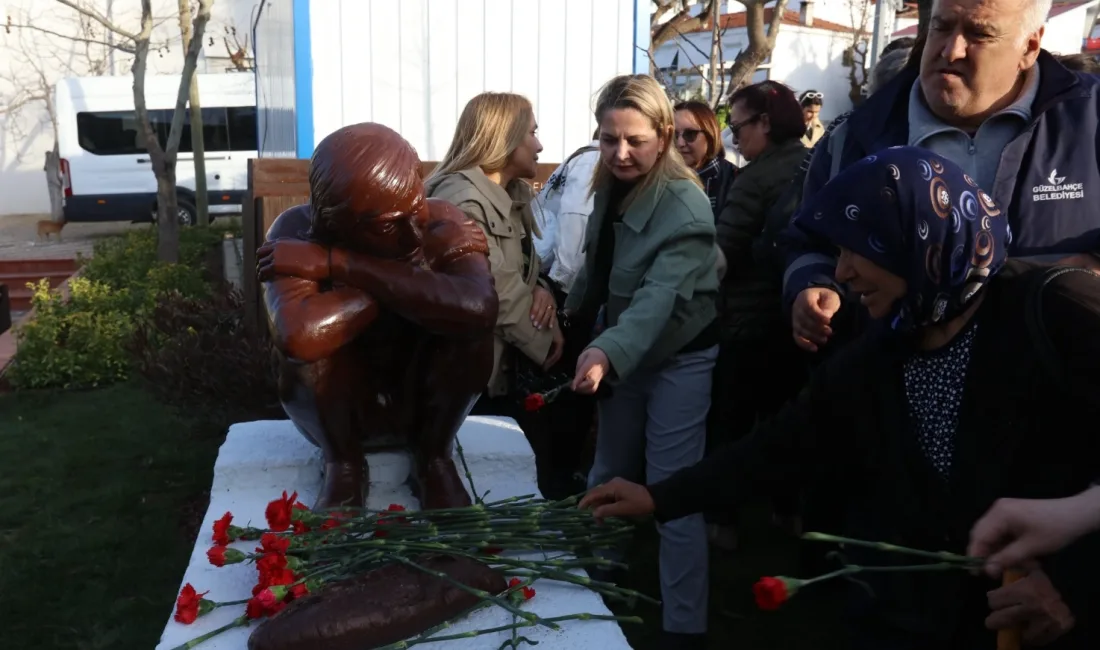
[652,6,868,122]
[255,0,649,165]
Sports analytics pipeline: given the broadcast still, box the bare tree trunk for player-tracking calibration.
[708,0,720,105]
[44,148,64,222]
[725,0,789,95]
[131,0,180,263]
[180,0,209,227]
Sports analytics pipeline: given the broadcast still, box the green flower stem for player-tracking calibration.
[211,598,250,608]
[454,439,483,505]
[167,616,248,650]
[501,567,660,605]
[801,532,981,566]
[798,562,967,589]
[376,613,645,648]
[384,553,559,631]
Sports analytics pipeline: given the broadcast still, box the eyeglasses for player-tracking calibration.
[675,128,702,144]
[802,91,824,100]
[728,114,761,136]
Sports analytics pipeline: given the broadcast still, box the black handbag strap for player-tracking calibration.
[1023,265,1094,391]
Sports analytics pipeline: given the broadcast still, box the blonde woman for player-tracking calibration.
[568,74,719,648]
[425,92,583,499]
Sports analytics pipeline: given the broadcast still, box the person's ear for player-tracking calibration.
[1021,27,1043,69]
[658,124,674,155]
[760,113,772,136]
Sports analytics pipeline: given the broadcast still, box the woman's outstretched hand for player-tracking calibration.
[578,478,655,522]
[968,486,1100,578]
[572,347,610,394]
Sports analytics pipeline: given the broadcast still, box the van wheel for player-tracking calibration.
[152,199,197,226]
[175,199,197,227]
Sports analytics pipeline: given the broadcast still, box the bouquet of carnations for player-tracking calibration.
[168,447,649,650]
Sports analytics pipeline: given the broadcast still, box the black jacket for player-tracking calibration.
[650,261,1100,648]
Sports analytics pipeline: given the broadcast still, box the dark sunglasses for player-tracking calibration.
[675,128,702,144]
[728,114,762,136]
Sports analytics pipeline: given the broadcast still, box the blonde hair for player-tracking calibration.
[429,92,535,181]
[589,74,702,210]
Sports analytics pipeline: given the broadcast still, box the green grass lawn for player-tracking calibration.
[0,383,224,650]
[0,382,845,649]
[607,507,848,649]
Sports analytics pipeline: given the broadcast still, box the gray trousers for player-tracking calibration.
[588,345,716,634]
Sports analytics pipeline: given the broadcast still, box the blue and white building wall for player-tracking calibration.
[255,0,648,163]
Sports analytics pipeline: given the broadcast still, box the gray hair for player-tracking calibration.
[869,48,912,95]
[1023,0,1053,36]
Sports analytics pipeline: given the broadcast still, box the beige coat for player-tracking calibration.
[424,168,553,396]
[802,119,825,148]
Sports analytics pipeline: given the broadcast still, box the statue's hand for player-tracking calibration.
[257,239,330,282]
[422,216,491,267]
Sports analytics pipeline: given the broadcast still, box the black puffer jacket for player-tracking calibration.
[715,138,807,341]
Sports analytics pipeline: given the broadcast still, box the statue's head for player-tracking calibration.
[307,123,428,259]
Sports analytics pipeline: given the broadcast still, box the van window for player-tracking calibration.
[76,106,258,155]
[76,111,157,155]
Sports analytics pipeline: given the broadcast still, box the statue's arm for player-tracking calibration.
[327,246,498,338]
[262,276,379,363]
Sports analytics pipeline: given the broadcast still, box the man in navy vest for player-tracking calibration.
[782,0,1100,354]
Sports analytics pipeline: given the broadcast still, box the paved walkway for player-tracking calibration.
[0,214,146,260]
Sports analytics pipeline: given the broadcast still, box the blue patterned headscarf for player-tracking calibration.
[792,146,1010,332]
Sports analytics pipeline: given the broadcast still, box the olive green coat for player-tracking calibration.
[425,168,551,396]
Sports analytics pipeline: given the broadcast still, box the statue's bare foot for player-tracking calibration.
[418,458,473,510]
[314,461,365,510]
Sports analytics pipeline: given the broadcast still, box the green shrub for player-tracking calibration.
[10,222,242,390]
[128,285,281,422]
[8,278,133,389]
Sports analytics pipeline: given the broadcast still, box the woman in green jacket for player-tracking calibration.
[567,74,720,649]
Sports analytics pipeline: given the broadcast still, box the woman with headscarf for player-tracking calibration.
[581,146,1100,649]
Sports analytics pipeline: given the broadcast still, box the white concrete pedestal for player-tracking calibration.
[155,417,634,650]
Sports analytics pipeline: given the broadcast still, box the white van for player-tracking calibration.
[55,72,257,225]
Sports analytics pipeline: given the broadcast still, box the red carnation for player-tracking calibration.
[753,576,797,610]
[257,552,288,580]
[375,504,409,538]
[258,532,290,556]
[508,577,536,601]
[245,597,265,619]
[265,491,299,532]
[207,545,246,567]
[321,511,351,530]
[212,512,234,546]
[207,546,227,567]
[173,583,208,624]
[524,393,546,412]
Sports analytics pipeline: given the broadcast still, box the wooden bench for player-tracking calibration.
[243,159,562,332]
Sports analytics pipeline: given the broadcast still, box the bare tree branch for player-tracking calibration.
[845,0,873,105]
[5,20,136,53]
[636,44,676,97]
[724,0,790,96]
[53,0,137,40]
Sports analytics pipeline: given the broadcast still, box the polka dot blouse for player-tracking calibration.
[901,322,979,478]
